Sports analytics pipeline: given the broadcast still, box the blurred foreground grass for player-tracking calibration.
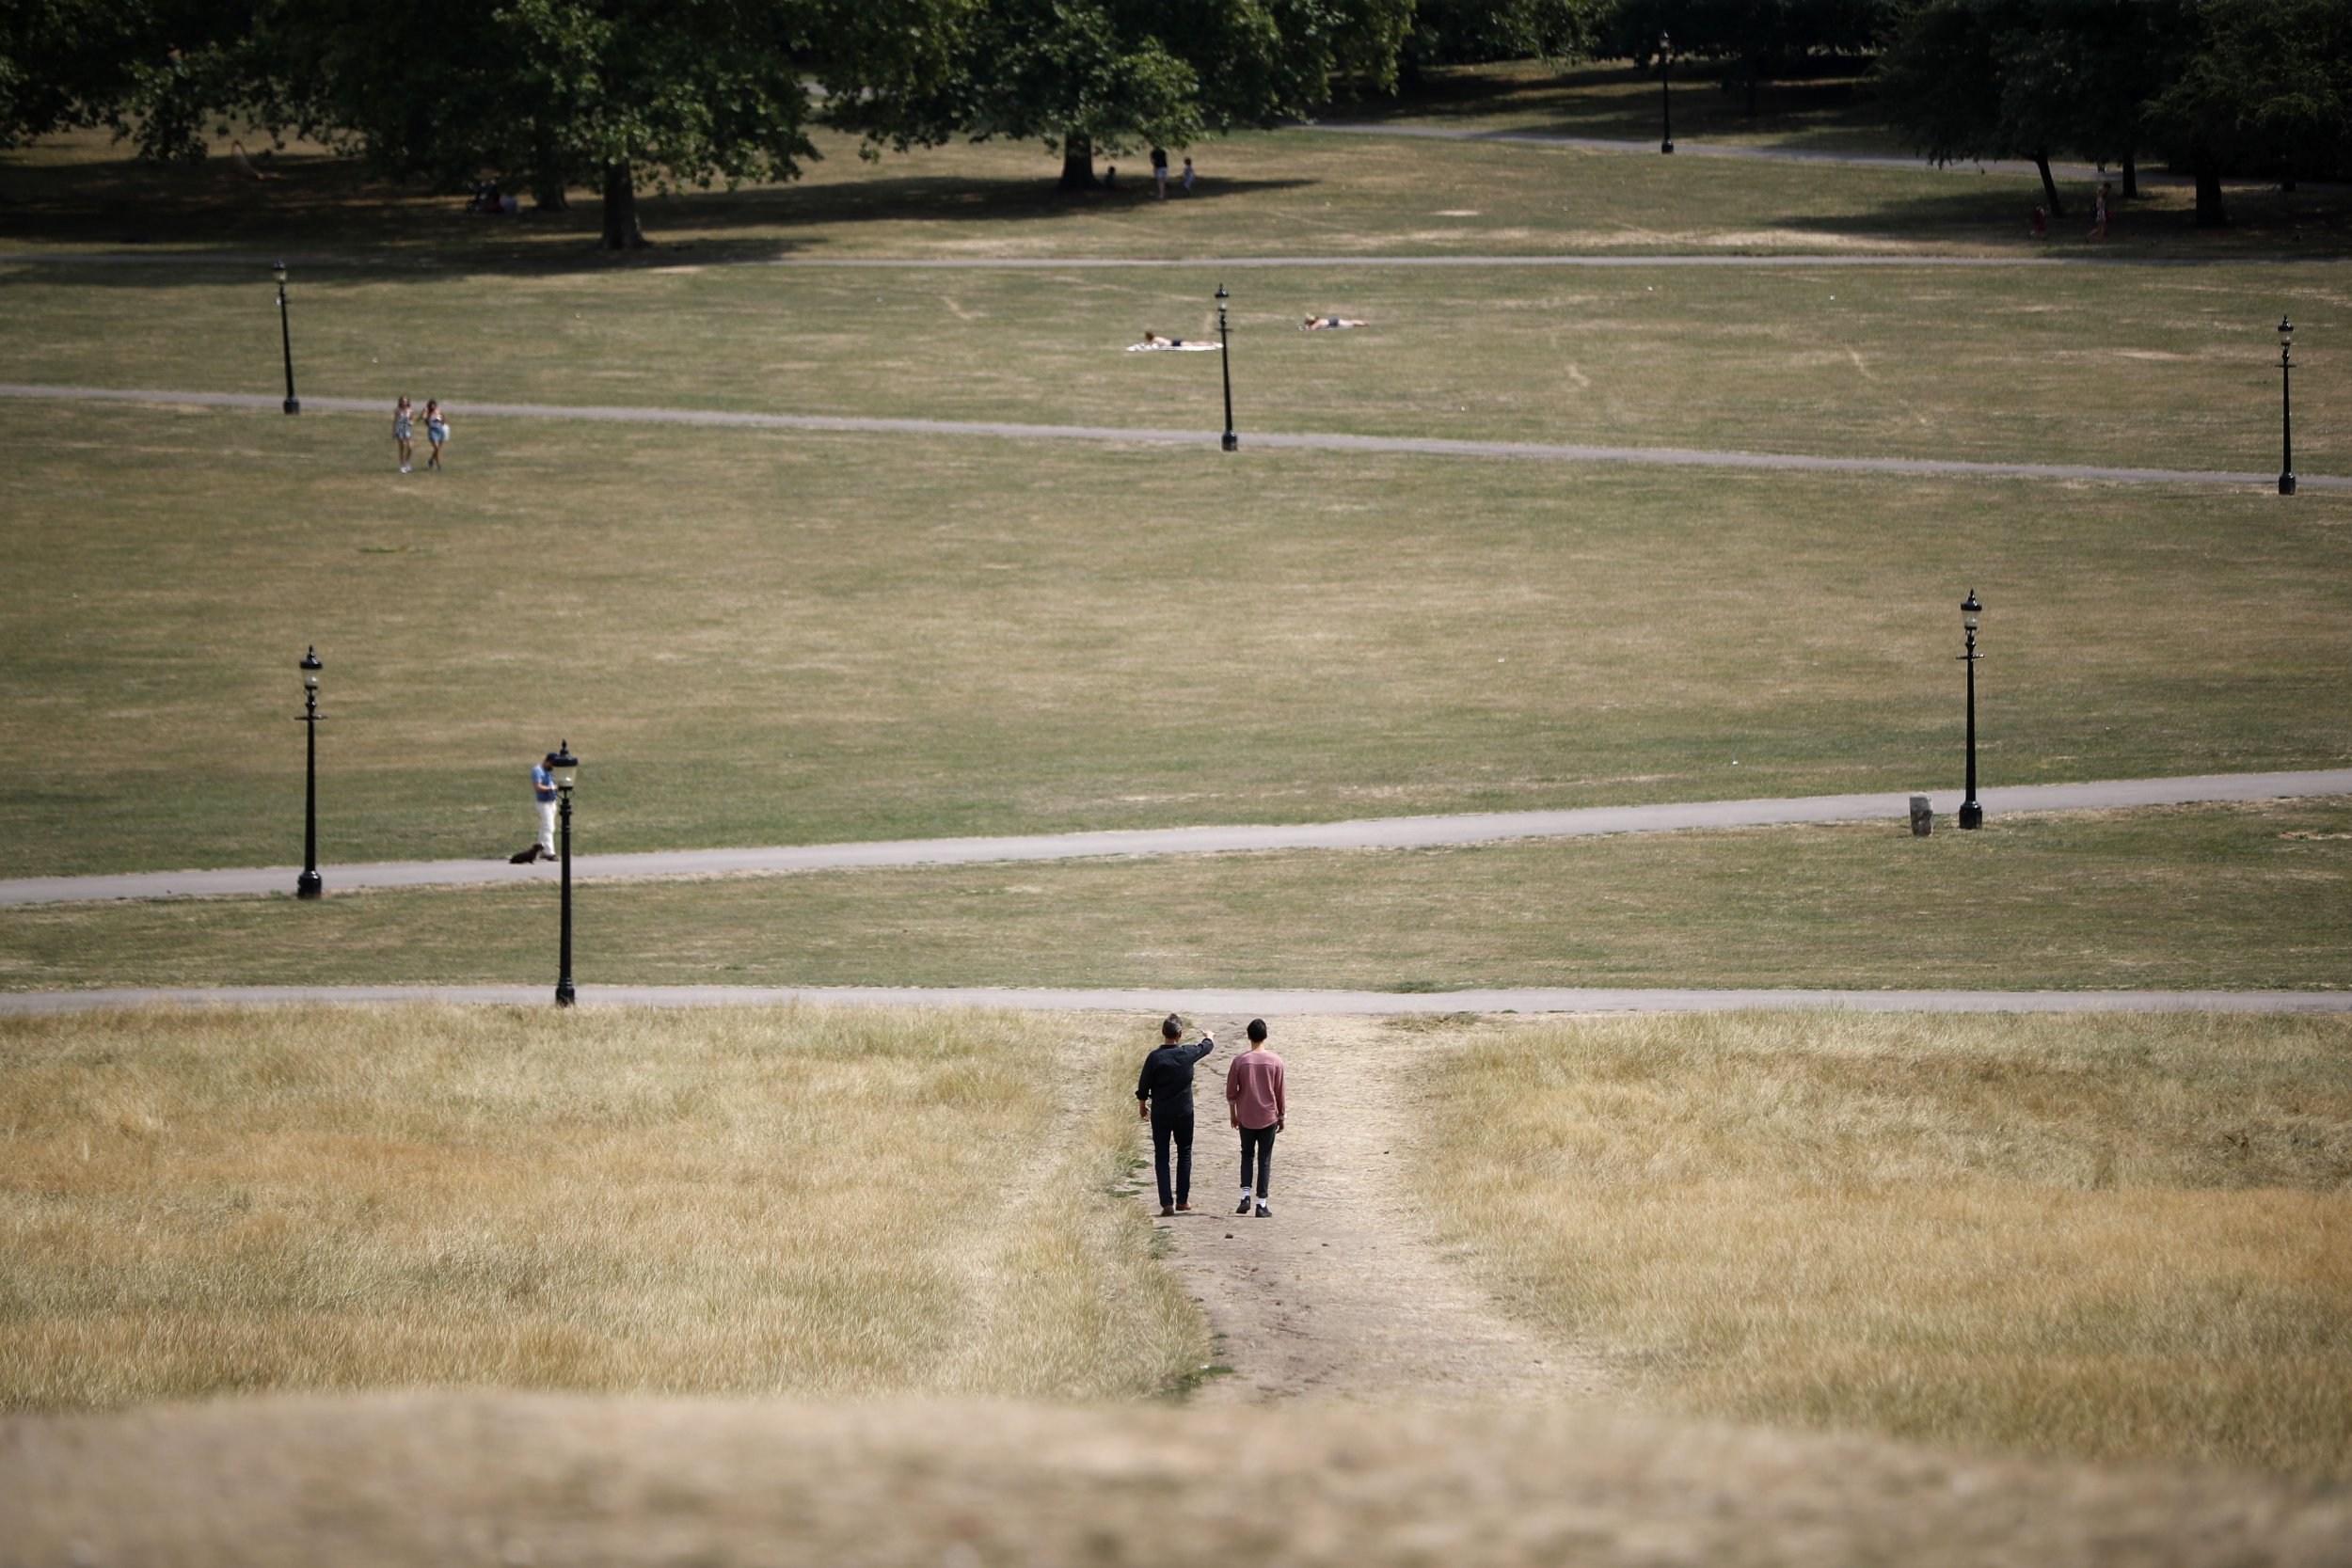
[0,1004,1204,1409]
[1413,1008,2352,1480]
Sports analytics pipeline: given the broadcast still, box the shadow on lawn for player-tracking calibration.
[0,147,1315,277]
[1769,181,2352,252]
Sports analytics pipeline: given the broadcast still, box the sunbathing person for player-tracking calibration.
[1302,315,1368,330]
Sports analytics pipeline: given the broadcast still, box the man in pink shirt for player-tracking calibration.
[1226,1018,1286,1218]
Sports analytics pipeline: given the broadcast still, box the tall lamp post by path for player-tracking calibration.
[2278,316,2296,496]
[1660,34,1675,154]
[1957,593,1983,830]
[550,741,579,1006]
[296,647,324,897]
[1216,282,1238,452]
[274,261,301,416]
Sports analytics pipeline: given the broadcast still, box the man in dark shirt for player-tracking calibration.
[1136,1014,1216,1215]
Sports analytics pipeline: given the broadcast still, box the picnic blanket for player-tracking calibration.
[1125,341,1222,352]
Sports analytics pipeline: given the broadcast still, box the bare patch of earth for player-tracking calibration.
[1136,1012,1616,1405]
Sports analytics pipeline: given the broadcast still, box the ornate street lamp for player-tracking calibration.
[1216,282,1237,452]
[1660,34,1676,154]
[550,740,580,1006]
[274,261,300,416]
[295,647,323,897]
[1957,593,1983,830]
[2278,316,2296,497]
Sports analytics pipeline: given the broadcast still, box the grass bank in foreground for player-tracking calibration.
[1413,1009,2352,1481]
[0,1005,1203,1410]
[7,800,2346,992]
[8,1394,2349,1568]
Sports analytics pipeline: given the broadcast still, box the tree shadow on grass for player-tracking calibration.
[1768,180,2352,256]
[0,146,1316,279]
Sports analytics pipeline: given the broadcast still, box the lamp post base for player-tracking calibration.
[2280,472,2297,496]
[295,870,323,899]
[1221,432,1238,452]
[1958,801,1983,830]
[283,398,301,416]
[1661,140,1675,153]
[555,979,576,1006]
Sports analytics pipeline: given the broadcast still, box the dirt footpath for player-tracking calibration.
[1136,1013,1614,1405]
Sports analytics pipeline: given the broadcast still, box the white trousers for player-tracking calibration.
[536,799,558,854]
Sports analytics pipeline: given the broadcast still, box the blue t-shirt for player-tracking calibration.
[532,764,557,801]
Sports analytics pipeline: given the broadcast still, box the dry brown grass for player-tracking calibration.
[0,1004,1205,1409]
[8,1392,2351,1568]
[1411,1011,2352,1481]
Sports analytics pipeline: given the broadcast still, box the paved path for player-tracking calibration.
[10,249,2342,270]
[8,384,2341,493]
[2,985,2345,1015]
[6,768,2345,908]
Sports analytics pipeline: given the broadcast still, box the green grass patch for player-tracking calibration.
[4,404,2348,878]
[7,800,2346,990]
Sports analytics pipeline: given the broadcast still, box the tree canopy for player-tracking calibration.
[823,0,1415,188]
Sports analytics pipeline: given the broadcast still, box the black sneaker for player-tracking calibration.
[1235,1196,1252,1214]
[1254,1202,1271,1218]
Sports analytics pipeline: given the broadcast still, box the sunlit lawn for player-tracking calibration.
[7,800,2347,991]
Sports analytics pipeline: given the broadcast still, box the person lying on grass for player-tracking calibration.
[1302,315,1368,330]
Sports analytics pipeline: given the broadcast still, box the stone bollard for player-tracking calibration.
[1909,796,1933,836]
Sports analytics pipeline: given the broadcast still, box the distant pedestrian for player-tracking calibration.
[424,400,451,469]
[1227,1019,1286,1218]
[2029,204,2047,240]
[1183,157,1195,193]
[517,751,559,863]
[1136,1015,1216,1215]
[391,395,415,473]
[1152,145,1169,198]
[2087,182,2109,240]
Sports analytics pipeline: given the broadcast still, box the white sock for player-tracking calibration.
[1239,1186,1251,1199]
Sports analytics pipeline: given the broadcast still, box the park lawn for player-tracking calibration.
[1409,1008,2352,1481]
[6,799,2348,991]
[3,404,2349,879]
[2,116,2342,265]
[0,1003,1205,1409]
[1332,59,1916,155]
[3,257,2346,476]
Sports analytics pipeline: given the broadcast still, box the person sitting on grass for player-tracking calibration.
[1302,315,1368,330]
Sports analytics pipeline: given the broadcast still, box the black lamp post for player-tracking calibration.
[1957,593,1983,830]
[1216,282,1237,452]
[274,261,300,416]
[1660,34,1676,154]
[550,740,579,1006]
[295,646,323,897]
[2278,315,2296,496]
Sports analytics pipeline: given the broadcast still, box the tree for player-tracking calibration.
[1607,0,1881,120]
[1,0,262,156]
[2144,0,2352,224]
[249,0,850,247]
[1403,0,1608,75]
[825,0,1415,190]
[1876,0,2183,215]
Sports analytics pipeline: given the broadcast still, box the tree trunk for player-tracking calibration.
[600,160,647,249]
[1743,56,1759,119]
[1057,135,1095,191]
[532,177,568,213]
[2193,165,2227,227]
[2121,150,2137,199]
[2033,150,2065,218]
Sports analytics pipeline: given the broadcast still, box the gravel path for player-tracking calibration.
[4,986,2345,1015]
[1142,1014,1615,1406]
[6,768,2345,907]
[4,383,2343,493]
[12,250,2340,269]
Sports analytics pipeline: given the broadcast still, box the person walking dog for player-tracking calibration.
[1136,1014,1216,1215]
[1227,1019,1286,1217]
